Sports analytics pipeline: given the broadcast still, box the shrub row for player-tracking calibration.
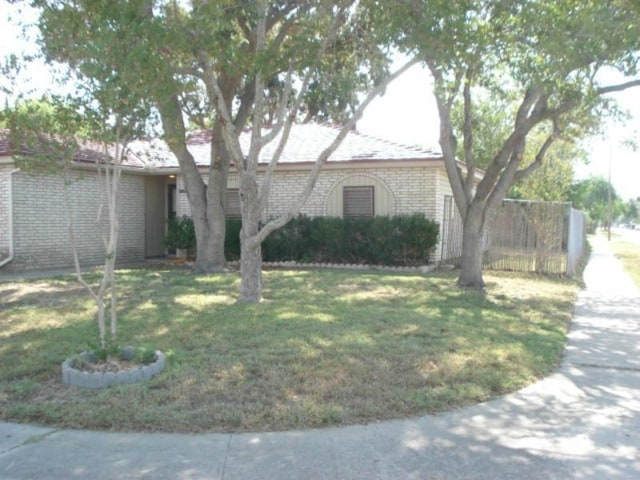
[163,214,440,266]
[263,214,439,266]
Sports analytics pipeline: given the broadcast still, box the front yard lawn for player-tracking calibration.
[0,267,580,433]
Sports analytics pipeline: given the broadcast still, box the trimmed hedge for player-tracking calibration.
[163,214,440,266]
[263,214,439,266]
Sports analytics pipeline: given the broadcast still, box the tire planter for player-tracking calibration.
[62,350,165,389]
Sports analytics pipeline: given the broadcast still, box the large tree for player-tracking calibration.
[209,1,416,302]
[377,0,640,287]
[33,0,390,276]
[33,0,415,301]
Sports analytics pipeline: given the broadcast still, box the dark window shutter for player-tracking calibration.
[343,186,374,217]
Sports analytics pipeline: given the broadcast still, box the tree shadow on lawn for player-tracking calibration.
[0,267,577,432]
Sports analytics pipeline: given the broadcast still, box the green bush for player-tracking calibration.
[263,214,439,266]
[163,214,439,266]
[225,218,242,260]
[162,215,196,251]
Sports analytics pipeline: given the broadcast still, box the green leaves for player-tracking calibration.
[569,176,622,226]
[3,96,85,173]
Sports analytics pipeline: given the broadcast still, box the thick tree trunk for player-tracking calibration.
[187,186,224,273]
[457,204,487,288]
[192,218,224,273]
[239,233,263,304]
[238,175,263,303]
[159,95,227,274]
[189,168,227,274]
[192,115,232,273]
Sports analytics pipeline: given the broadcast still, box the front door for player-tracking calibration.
[144,176,169,257]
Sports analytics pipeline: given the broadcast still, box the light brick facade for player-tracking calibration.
[0,164,13,261]
[175,161,454,262]
[1,122,461,272]
[2,163,145,272]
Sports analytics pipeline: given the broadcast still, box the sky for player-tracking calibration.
[357,62,640,201]
[1,2,639,200]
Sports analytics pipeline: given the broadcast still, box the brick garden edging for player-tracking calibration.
[262,261,436,273]
[153,258,438,274]
[62,351,165,389]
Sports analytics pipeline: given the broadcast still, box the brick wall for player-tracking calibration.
[174,163,450,262]
[177,164,446,220]
[4,168,145,272]
[0,165,12,260]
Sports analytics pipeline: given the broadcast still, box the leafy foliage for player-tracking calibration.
[569,176,624,227]
[621,198,640,224]
[3,97,87,173]
[163,214,439,266]
[262,214,440,266]
[509,134,584,202]
[365,0,640,287]
[162,215,197,252]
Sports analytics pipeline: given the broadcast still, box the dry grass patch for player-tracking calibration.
[609,233,640,288]
[0,266,580,433]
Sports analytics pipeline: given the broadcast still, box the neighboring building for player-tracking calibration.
[0,124,480,272]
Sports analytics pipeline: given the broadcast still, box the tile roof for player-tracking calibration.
[3,124,442,169]
[126,123,442,168]
[0,130,145,168]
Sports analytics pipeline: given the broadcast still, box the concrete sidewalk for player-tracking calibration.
[1,235,639,479]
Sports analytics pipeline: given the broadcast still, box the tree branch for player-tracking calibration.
[256,4,351,212]
[254,56,421,245]
[462,66,475,191]
[597,79,640,95]
[427,61,470,215]
[513,126,560,182]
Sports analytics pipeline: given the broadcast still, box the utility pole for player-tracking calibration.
[607,141,612,241]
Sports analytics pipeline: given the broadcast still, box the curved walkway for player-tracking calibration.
[1,236,639,479]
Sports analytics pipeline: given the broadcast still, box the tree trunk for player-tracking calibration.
[239,233,263,304]
[97,297,106,349]
[457,203,487,288]
[238,175,263,303]
[192,120,231,273]
[158,95,227,274]
[180,164,227,274]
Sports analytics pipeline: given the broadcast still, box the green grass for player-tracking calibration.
[0,266,580,433]
[609,234,640,287]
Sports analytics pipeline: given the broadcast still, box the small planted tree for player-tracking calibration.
[7,96,149,350]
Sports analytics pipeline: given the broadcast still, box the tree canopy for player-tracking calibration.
[14,0,640,294]
[366,0,640,287]
[31,0,397,281]
[569,176,624,227]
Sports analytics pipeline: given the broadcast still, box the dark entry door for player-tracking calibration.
[145,176,168,257]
